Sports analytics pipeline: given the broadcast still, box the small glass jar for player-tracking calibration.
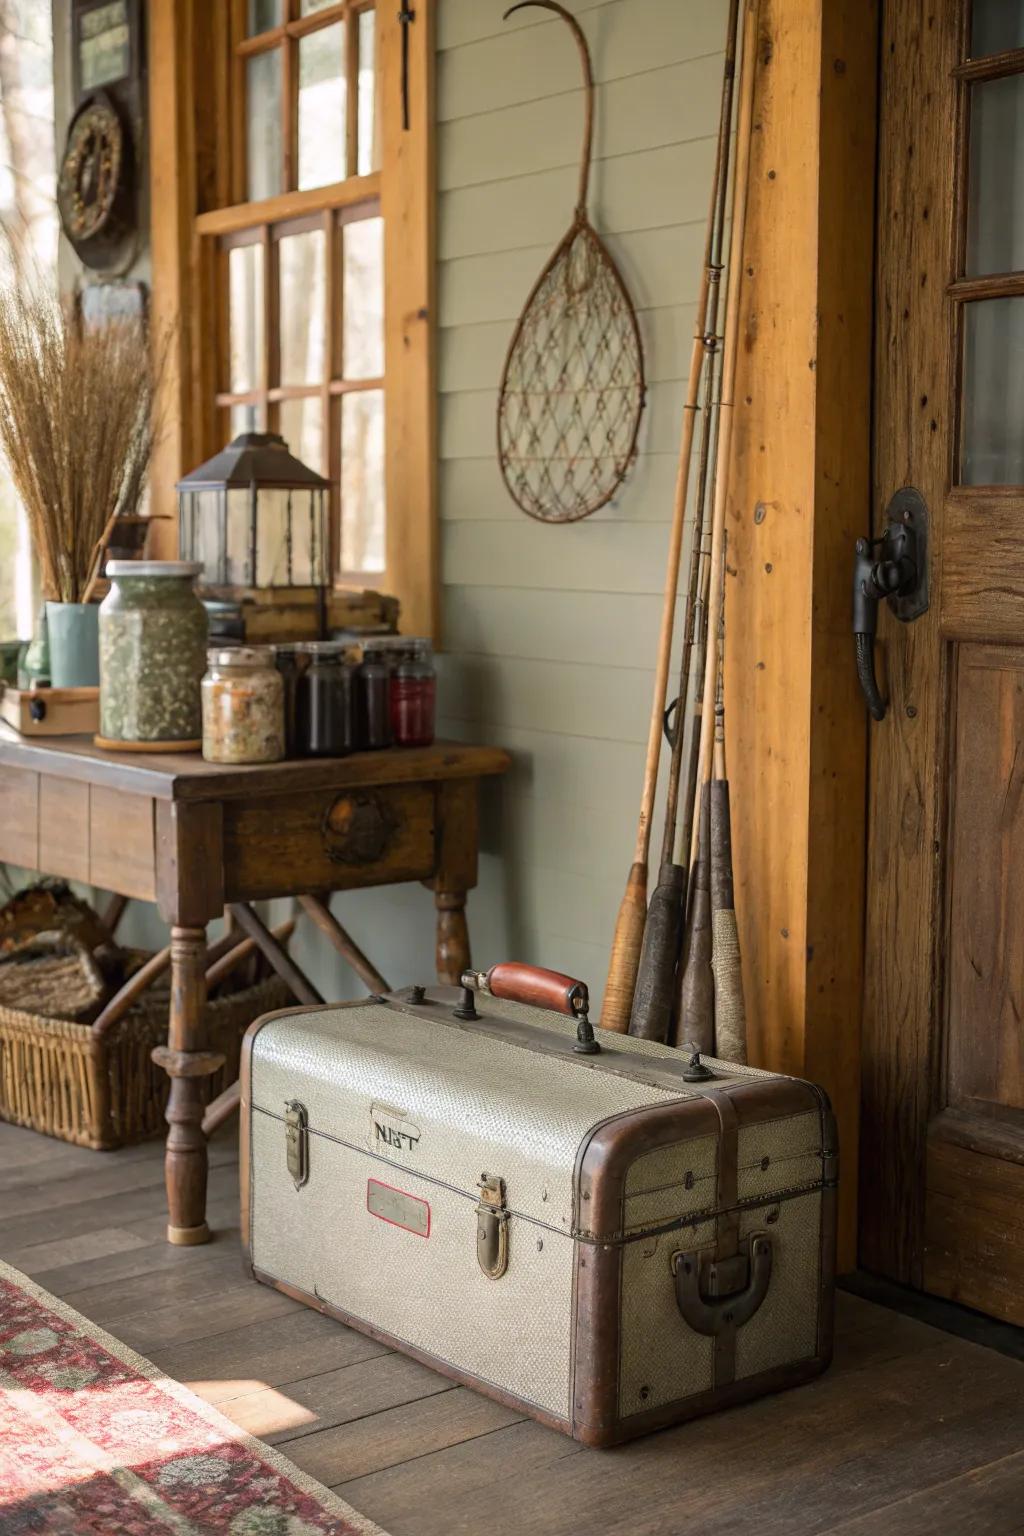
[201,646,285,764]
[390,639,436,748]
[99,561,207,745]
[355,638,397,750]
[272,643,310,757]
[295,640,355,757]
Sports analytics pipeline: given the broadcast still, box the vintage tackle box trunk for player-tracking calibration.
[241,964,837,1447]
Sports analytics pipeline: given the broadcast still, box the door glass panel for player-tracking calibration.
[342,216,384,380]
[358,9,378,175]
[341,389,385,573]
[961,297,1024,484]
[228,242,265,395]
[247,0,282,35]
[246,48,283,201]
[280,397,326,476]
[279,228,326,385]
[966,75,1024,276]
[298,21,346,189]
[971,1,1024,58]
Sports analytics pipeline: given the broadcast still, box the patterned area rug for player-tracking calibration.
[0,1258,386,1535]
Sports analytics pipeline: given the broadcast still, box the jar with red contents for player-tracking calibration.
[390,639,436,747]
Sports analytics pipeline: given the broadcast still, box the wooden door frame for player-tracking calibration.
[727,0,879,1271]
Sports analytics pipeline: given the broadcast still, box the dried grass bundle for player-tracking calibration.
[0,272,157,602]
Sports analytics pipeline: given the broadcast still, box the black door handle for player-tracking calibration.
[852,490,929,722]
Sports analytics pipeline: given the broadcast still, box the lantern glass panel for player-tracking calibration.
[182,489,230,587]
[226,489,256,586]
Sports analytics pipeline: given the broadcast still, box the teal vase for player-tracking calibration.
[46,601,100,688]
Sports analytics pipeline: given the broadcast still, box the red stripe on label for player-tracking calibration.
[366,1177,431,1237]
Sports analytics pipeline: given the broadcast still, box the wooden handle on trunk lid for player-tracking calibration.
[468,962,590,1018]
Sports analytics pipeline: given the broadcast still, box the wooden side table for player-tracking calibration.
[0,731,509,1242]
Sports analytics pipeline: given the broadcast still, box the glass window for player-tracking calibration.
[280,396,326,476]
[246,49,283,201]
[341,389,385,573]
[298,21,346,189]
[279,228,326,384]
[961,297,1024,484]
[342,216,384,379]
[358,9,378,176]
[300,0,336,13]
[228,242,264,393]
[966,75,1024,276]
[971,2,1024,58]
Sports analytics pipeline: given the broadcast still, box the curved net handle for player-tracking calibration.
[504,0,594,217]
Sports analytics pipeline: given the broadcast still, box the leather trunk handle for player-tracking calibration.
[474,962,590,1018]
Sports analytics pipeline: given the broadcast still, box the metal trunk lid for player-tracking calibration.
[246,988,829,1237]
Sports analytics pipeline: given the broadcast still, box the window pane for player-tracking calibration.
[966,75,1024,276]
[230,402,262,440]
[971,1,1024,57]
[300,0,335,13]
[342,216,384,380]
[298,21,346,190]
[247,48,283,201]
[247,0,283,35]
[961,298,1024,484]
[228,242,264,394]
[341,390,385,573]
[358,8,378,176]
[279,228,326,385]
[280,397,326,476]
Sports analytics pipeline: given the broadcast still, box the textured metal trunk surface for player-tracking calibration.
[243,988,837,1442]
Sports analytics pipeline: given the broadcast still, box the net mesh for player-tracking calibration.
[498,218,645,523]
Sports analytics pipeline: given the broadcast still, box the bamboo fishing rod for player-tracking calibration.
[601,0,741,1034]
[628,9,736,1043]
[689,0,759,873]
[677,0,760,1051]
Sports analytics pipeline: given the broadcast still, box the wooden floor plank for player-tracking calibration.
[824,1451,1024,1535]
[292,1386,524,1486]
[2,1121,1023,1536]
[150,1307,393,1404]
[215,1352,454,1444]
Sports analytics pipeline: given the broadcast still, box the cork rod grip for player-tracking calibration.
[484,962,589,1018]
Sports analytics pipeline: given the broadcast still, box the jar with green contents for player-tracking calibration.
[98,562,208,748]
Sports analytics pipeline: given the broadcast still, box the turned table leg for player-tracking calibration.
[435,890,470,985]
[151,925,224,1246]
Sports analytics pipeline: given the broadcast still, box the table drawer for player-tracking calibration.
[222,782,437,900]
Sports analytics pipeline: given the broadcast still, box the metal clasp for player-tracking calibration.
[285,1101,309,1190]
[476,1173,510,1279]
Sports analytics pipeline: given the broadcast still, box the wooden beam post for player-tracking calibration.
[726,0,878,1271]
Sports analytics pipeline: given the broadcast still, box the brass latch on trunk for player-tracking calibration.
[285,1101,309,1190]
[476,1173,510,1279]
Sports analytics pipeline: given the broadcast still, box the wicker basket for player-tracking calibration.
[0,972,290,1150]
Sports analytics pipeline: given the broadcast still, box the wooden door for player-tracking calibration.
[862,1,1024,1323]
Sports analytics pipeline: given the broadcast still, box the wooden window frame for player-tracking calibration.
[148,0,437,638]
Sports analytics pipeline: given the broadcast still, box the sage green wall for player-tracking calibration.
[31,0,726,1008]
[284,0,725,1006]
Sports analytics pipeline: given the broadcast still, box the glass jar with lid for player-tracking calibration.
[295,640,355,757]
[201,646,285,764]
[355,637,403,750]
[99,561,208,747]
[390,639,436,748]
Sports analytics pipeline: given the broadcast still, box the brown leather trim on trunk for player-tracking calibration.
[251,1266,572,1439]
[711,1092,740,1389]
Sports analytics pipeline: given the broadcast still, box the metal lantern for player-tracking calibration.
[176,432,330,600]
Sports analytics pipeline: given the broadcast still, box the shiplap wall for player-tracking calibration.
[271,0,728,1004]
[401,0,725,1004]
[34,0,728,1006]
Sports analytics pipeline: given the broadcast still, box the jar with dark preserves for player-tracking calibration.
[390,640,436,748]
[355,638,397,750]
[295,640,354,757]
[273,642,310,757]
